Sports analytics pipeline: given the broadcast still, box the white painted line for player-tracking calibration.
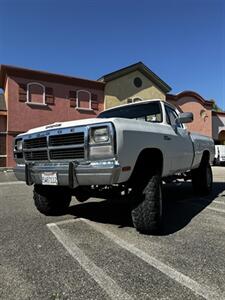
[0,181,25,186]
[47,223,133,300]
[207,207,225,214]
[50,218,78,226]
[213,200,225,205]
[80,218,222,300]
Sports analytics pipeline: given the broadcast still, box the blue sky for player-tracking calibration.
[0,0,224,108]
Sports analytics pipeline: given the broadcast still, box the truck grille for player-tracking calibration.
[24,137,47,149]
[49,133,84,146]
[25,150,48,161]
[23,130,85,162]
[50,148,84,160]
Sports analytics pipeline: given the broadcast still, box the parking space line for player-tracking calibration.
[47,222,133,300]
[207,207,225,214]
[77,218,222,300]
[0,181,25,186]
[185,199,225,213]
[213,200,225,205]
[49,218,79,226]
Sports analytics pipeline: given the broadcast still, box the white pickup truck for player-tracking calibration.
[14,100,215,233]
[214,145,225,165]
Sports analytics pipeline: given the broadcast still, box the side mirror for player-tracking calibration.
[177,112,193,124]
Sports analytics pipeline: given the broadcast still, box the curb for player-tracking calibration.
[0,168,14,173]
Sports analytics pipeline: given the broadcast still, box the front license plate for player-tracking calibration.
[41,172,58,185]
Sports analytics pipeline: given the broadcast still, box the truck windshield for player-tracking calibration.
[98,101,162,122]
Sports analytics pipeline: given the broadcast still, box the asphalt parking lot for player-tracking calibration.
[0,167,224,300]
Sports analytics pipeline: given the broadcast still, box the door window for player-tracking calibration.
[165,106,183,129]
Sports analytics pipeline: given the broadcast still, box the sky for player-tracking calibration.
[0,0,224,109]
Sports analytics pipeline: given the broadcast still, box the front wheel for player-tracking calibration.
[73,186,91,202]
[131,175,163,234]
[33,185,71,216]
[191,162,212,195]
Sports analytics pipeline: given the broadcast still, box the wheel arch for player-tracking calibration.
[201,150,210,165]
[128,148,163,185]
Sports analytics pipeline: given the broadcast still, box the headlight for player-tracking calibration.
[91,127,109,144]
[16,139,23,151]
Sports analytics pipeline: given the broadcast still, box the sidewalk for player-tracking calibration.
[212,166,225,182]
[0,168,18,182]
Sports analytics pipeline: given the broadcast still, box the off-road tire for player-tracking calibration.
[73,186,91,202]
[191,161,212,195]
[131,175,162,234]
[33,185,71,215]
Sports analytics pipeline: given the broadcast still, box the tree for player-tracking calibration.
[210,99,223,112]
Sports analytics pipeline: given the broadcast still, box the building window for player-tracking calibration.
[0,133,6,167]
[27,82,45,105]
[165,105,183,129]
[77,90,91,110]
[69,90,98,110]
[133,77,142,88]
[133,97,142,103]
[0,156,6,167]
[127,97,142,104]
[18,83,54,105]
[200,109,208,122]
[0,134,6,155]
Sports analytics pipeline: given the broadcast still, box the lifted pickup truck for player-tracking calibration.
[14,100,215,233]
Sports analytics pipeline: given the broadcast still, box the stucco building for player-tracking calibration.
[0,62,224,167]
[167,91,214,138]
[0,94,7,167]
[0,65,105,167]
[98,62,171,109]
[98,63,223,143]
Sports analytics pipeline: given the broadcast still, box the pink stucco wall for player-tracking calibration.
[7,76,104,132]
[168,95,212,137]
[6,76,105,167]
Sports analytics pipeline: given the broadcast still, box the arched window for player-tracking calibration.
[27,82,45,104]
[127,97,143,104]
[219,130,225,145]
[77,90,91,110]
[133,97,142,103]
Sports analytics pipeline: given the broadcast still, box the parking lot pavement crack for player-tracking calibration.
[78,218,224,300]
[46,222,134,300]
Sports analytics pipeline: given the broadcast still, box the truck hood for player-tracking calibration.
[21,118,112,135]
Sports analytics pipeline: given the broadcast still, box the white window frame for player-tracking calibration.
[27,82,46,106]
[76,90,92,111]
[133,97,143,103]
[127,97,143,104]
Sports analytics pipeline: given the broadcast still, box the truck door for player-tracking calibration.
[165,105,193,173]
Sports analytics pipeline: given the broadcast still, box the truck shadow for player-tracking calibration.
[67,182,225,235]
[161,181,225,235]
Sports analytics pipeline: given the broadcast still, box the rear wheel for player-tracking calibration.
[131,175,163,234]
[33,185,71,215]
[191,161,212,195]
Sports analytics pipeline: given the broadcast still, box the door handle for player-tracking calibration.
[164,135,171,141]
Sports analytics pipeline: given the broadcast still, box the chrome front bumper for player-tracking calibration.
[14,160,121,188]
